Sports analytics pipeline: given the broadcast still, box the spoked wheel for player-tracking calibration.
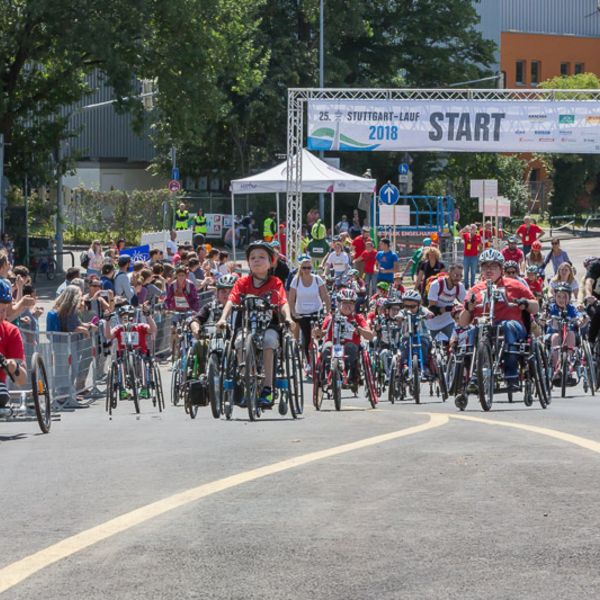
[433,353,448,401]
[530,341,549,409]
[285,336,304,418]
[127,355,140,414]
[560,350,568,398]
[411,355,420,405]
[313,354,324,410]
[188,387,199,419]
[152,362,165,412]
[171,359,181,406]
[244,336,260,421]
[446,354,458,396]
[221,340,237,421]
[106,362,118,415]
[207,352,222,419]
[476,341,494,412]
[582,340,596,396]
[362,349,378,408]
[331,358,342,411]
[31,353,51,433]
[388,356,399,404]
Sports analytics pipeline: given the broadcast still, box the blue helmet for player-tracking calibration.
[423,238,432,247]
[0,279,11,304]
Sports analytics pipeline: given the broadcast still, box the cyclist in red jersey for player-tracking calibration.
[501,236,525,273]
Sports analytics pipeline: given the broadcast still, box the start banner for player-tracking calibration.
[307,100,600,154]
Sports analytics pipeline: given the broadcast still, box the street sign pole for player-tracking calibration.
[0,133,4,234]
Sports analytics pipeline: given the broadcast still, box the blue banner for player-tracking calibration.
[119,244,150,263]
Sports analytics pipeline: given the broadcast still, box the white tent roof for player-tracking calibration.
[230,148,376,195]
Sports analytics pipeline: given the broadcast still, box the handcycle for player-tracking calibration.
[222,295,303,421]
[453,280,550,412]
[0,352,51,433]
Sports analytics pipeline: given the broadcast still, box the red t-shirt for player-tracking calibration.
[0,321,24,383]
[323,312,368,346]
[114,324,150,354]
[357,249,377,274]
[516,224,543,246]
[480,228,502,249]
[467,277,534,326]
[526,277,543,296]
[501,247,524,263]
[462,233,481,257]
[228,275,287,306]
[351,236,367,259]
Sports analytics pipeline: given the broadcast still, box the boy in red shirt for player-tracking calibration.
[516,216,544,256]
[217,241,293,407]
[353,239,377,296]
[525,265,544,302]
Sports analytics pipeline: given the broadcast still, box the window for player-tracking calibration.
[530,61,541,85]
[575,62,585,74]
[515,60,525,84]
[560,62,570,76]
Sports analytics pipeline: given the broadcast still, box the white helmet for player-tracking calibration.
[402,289,422,303]
[479,248,504,266]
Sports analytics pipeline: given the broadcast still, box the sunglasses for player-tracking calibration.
[404,304,418,309]
[505,270,517,275]
[552,242,559,245]
[301,266,312,270]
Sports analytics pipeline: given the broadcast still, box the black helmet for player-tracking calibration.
[245,241,275,261]
[555,283,572,295]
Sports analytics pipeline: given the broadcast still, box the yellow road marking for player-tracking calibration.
[447,413,600,454]
[0,414,448,594]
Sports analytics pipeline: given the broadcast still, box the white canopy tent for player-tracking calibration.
[229,148,376,260]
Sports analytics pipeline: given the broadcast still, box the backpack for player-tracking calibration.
[80,251,90,269]
[424,272,457,305]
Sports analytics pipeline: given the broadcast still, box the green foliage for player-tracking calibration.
[538,73,600,215]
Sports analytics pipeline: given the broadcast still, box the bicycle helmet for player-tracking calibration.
[270,240,280,249]
[555,283,572,295]
[376,281,390,291]
[375,297,387,309]
[337,288,357,303]
[347,269,360,277]
[384,297,403,307]
[422,238,432,247]
[0,279,11,304]
[297,254,312,264]
[503,260,519,272]
[531,240,542,251]
[216,274,237,289]
[507,235,519,244]
[245,241,275,261]
[402,289,422,303]
[479,248,504,266]
[526,264,540,274]
[118,305,135,317]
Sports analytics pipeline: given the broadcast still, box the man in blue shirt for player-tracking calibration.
[376,238,399,283]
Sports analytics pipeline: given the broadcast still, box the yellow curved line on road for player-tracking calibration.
[0,413,448,594]
[447,413,600,453]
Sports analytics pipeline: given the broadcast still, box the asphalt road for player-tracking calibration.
[2,235,600,599]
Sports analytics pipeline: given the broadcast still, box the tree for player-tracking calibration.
[538,73,600,216]
[0,0,266,185]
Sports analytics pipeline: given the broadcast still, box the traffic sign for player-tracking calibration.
[398,174,409,183]
[171,167,180,181]
[379,182,400,206]
[168,180,182,193]
[398,163,410,175]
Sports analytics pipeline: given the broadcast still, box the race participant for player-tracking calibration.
[0,279,27,408]
[375,238,399,285]
[548,262,578,300]
[515,216,544,256]
[216,241,294,407]
[165,266,200,313]
[351,226,371,273]
[401,238,432,281]
[369,281,390,309]
[583,256,600,344]
[415,246,445,297]
[426,264,466,340]
[544,284,587,379]
[525,265,544,303]
[459,224,481,288]
[501,236,525,274]
[318,288,374,387]
[271,241,290,286]
[353,239,378,297]
[287,255,331,374]
[390,272,406,300]
[323,239,350,279]
[526,240,545,272]
[503,261,528,286]
[369,298,400,383]
[104,304,157,398]
[189,274,238,337]
[459,249,538,392]
[398,289,434,379]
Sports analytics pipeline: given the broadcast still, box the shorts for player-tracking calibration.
[235,327,280,351]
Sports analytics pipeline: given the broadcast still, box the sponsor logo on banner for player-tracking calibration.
[559,114,576,124]
[558,130,573,135]
[538,137,555,142]
[534,130,551,135]
[528,114,547,121]
[586,116,600,125]
[514,129,526,134]
[561,137,577,142]
[519,137,535,142]
[239,183,258,191]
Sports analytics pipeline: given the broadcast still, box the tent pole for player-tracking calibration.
[331,191,335,240]
[276,192,280,239]
[231,190,236,263]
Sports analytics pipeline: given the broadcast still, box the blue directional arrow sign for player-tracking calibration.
[171,167,180,181]
[379,182,400,206]
[398,163,410,175]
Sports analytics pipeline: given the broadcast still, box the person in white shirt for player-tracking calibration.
[323,240,350,278]
[426,263,466,340]
[166,230,178,261]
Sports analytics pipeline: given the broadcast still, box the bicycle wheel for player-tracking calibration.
[560,350,568,398]
[313,353,324,410]
[411,355,420,405]
[171,359,181,406]
[434,352,448,401]
[207,352,222,419]
[221,339,236,420]
[152,362,165,412]
[362,349,378,408]
[46,259,57,281]
[530,342,548,409]
[106,361,118,414]
[476,341,494,411]
[244,336,260,421]
[31,353,51,433]
[285,336,304,418]
[331,358,342,411]
[388,356,398,404]
[582,340,596,396]
[538,341,552,406]
[446,354,458,396]
[127,355,140,414]
[188,387,199,419]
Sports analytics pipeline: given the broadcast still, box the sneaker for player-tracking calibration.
[119,389,130,400]
[258,387,273,408]
[139,388,150,399]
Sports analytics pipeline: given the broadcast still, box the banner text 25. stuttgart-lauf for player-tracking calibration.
[307,100,600,153]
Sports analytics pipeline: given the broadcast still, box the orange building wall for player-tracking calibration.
[501,31,600,87]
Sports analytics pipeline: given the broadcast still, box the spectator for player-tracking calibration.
[218,252,229,276]
[86,240,104,276]
[401,238,432,281]
[114,255,136,304]
[100,263,116,292]
[543,239,571,275]
[18,283,43,335]
[375,238,399,284]
[56,267,82,297]
[516,216,544,256]
[166,230,178,261]
[336,214,350,234]
[324,240,350,278]
[351,226,371,273]
[0,233,15,265]
[271,241,291,286]
[549,262,578,300]
[349,211,362,238]
[460,224,481,288]
[353,239,378,296]
[480,220,502,249]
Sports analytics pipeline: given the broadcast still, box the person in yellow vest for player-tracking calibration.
[263,212,277,242]
[175,202,190,230]
[311,218,326,241]
[193,207,207,236]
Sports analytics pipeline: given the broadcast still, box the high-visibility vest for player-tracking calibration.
[175,209,189,230]
[263,217,275,238]
[311,220,326,240]
[194,215,207,234]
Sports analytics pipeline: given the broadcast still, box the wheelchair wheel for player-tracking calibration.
[127,355,140,414]
[207,352,222,419]
[106,361,118,415]
[362,349,378,408]
[531,341,549,409]
[411,355,420,405]
[171,359,181,406]
[331,358,342,411]
[285,335,304,418]
[582,340,596,396]
[476,341,494,411]
[31,353,51,433]
[152,362,165,412]
[244,336,260,421]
